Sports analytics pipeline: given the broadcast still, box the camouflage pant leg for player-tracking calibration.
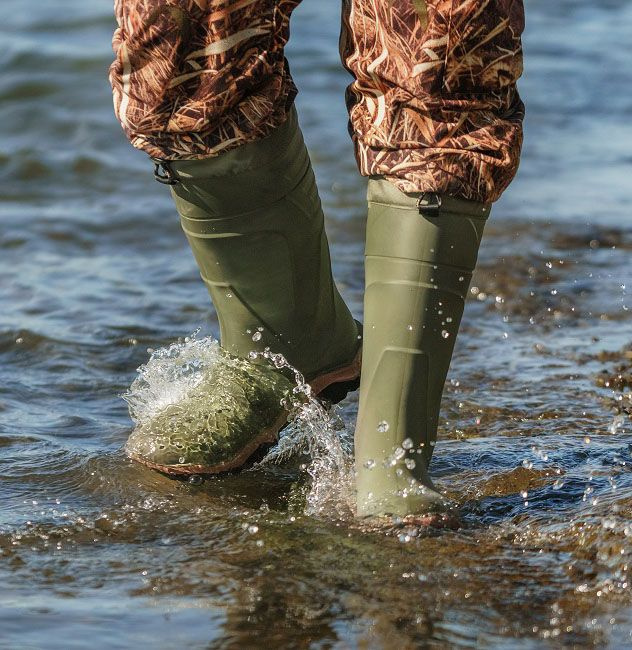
[109,0,302,159]
[110,0,524,203]
[340,0,525,203]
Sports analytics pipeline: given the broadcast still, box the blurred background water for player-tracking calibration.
[2,1,632,647]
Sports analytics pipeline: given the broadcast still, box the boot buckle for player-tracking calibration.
[417,192,442,216]
[153,160,180,185]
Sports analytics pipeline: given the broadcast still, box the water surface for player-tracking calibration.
[2,1,632,647]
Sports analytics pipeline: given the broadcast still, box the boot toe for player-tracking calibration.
[125,359,292,474]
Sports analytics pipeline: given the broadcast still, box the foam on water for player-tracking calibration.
[122,333,356,518]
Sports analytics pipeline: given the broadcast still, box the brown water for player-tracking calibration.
[2,0,632,647]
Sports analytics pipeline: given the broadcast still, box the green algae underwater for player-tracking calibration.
[2,0,632,647]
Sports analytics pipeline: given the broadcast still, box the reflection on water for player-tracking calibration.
[2,0,632,647]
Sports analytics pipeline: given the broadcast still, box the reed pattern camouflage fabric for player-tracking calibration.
[110,0,524,203]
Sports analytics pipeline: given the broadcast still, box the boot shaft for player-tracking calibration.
[168,107,360,380]
[355,178,489,517]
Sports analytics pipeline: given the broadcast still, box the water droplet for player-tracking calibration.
[458,276,465,282]
[441,330,450,339]
[584,436,591,444]
[248,351,257,359]
[405,458,416,470]
[552,479,564,490]
[402,438,414,450]
[407,324,413,331]
[609,415,625,434]
[271,353,286,368]
[247,525,259,534]
[377,420,389,433]
[538,450,549,461]
[178,456,185,464]
[364,459,376,470]
[446,317,452,323]
[394,447,406,460]
[252,331,262,342]
[226,292,233,298]
[188,475,203,485]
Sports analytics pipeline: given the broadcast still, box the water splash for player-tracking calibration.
[123,332,222,426]
[249,348,356,520]
[122,332,355,518]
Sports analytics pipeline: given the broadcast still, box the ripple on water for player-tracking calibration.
[2,0,632,644]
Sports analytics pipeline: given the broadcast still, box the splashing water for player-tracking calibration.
[123,333,222,426]
[122,333,356,518]
[251,349,356,519]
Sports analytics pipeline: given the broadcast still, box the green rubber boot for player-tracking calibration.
[355,179,489,518]
[126,106,361,475]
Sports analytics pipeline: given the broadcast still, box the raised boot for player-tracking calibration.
[355,178,489,518]
[126,107,361,474]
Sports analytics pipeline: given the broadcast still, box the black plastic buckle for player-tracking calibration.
[417,192,442,216]
[153,161,179,185]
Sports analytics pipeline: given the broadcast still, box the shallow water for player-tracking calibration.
[2,0,632,647]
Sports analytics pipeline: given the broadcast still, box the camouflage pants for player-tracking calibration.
[110,0,525,203]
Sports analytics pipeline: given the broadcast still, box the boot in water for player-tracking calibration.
[354,178,489,520]
[127,107,361,475]
[126,353,295,475]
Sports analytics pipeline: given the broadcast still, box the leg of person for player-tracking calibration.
[168,104,361,396]
[110,1,361,474]
[340,0,525,517]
